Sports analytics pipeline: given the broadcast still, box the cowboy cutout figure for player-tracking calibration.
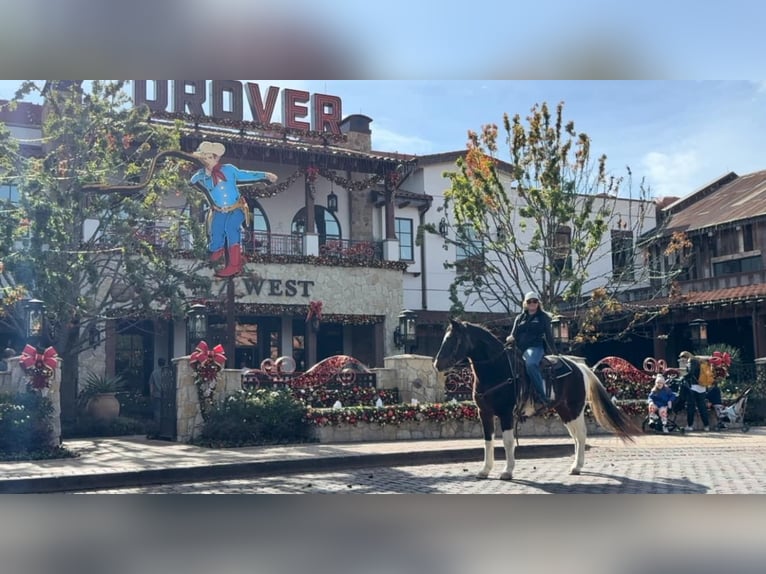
[191,141,278,277]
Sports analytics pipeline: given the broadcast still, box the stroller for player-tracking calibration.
[712,386,752,432]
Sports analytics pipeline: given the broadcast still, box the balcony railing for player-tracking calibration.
[243,231,304,256]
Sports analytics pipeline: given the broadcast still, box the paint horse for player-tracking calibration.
[433,320,640,479]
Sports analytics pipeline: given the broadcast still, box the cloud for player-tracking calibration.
[371,126,434,155]
[641,150,700,198]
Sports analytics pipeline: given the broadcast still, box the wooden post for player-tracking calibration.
[226,278,236,368]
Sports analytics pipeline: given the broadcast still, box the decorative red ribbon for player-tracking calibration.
[709,351,732,367]
[20,344,58,371]
[211,162,227,186]
[189,341,226,369]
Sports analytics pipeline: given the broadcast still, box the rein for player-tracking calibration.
[472,344,519,400]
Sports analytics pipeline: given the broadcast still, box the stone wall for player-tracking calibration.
[310,412,743,443]
[0,355,61,446]
[380,354,444,404]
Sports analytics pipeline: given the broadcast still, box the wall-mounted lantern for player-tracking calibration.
[689,318,708,347]
[327,181,338,213]
[438,218,448,237]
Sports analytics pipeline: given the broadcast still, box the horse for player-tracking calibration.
[433,319,641,479]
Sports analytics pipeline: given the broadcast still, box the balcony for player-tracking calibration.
[678,269,766,294]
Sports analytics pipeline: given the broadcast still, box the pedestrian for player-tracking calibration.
[679,350,710,431]
[148,358,170,425]
[505,291,557,407]
[0,347,15,371]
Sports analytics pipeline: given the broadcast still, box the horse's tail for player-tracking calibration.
[576,361,642,443]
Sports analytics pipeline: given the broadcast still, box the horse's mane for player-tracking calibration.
[459,320,504,349]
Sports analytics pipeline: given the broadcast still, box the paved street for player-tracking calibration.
[72,428,766,494]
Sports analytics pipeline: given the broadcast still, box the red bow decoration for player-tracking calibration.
[190,341,226,369]
[190,340,226,384]
[19,344,58,390]
[709,351,732,367]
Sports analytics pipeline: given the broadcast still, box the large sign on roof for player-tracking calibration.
[133,81,343,134]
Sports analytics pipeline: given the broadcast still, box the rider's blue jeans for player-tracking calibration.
[523,346,547,402]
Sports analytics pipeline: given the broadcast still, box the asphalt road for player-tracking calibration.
[73,428,766,494]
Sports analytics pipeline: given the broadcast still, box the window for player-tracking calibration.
[455,225,483,261]
[292,206,341,244]
[611,229,635,280]
[553,226,572,276]
[742,224,754,252]
[395,217,414,261]
[713,255,762,276]
[0,185,19,204]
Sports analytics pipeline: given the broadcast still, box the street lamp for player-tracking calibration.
[393,309,418,353]
[24,298,45,349]
[186,303,208,354]
[689,318,708,349]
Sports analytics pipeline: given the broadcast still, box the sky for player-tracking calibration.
[1,80,764,201]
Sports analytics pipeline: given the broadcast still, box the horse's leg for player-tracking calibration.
[497,410,515,481]
[563,412,587,475]
[477,411,495,479]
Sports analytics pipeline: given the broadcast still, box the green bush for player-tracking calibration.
[61,415,147,439]
[195,388,313,447]
[0,391,58,457]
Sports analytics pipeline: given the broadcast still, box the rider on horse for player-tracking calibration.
[505,292,557,408]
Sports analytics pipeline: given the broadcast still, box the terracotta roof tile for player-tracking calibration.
[635,284,766,308]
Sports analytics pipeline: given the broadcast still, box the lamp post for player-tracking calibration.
[551,315,570,353]
[689,318,708,351]
[393,309,418,354]
[186,303,208,355]
[24,298,45,350]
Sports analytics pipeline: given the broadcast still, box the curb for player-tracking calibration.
[0,443,577,493]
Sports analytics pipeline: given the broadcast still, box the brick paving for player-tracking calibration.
[36,427,766,494]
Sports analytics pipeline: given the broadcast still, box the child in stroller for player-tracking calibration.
[708,384,752,432]
[645,374,680,434]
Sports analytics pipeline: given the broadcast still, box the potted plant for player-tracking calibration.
[78,372,126,421]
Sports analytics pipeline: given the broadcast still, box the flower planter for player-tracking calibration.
[87,392,120,421]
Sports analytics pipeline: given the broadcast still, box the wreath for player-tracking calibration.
[189,341,226,421]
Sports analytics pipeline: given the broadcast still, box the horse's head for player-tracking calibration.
[434,319,502,372]
[434,319,467,372]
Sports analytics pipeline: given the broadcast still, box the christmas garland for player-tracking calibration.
[189,341,226,422]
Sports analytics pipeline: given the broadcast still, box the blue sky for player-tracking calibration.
[2,80,765,201]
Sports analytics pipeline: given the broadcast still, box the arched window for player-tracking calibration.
[291,206,341,244]
[244,199,270,253]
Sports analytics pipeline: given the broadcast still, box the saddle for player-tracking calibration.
[515,354,574,403]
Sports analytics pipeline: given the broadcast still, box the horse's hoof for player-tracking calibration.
[476,472,490,479]
[499,472,513,481]
[569,468,581,476]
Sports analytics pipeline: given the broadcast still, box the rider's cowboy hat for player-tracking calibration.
[193,141,226,157]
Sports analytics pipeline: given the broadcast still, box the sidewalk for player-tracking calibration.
[0,434,588,493]
[1,429,762,493]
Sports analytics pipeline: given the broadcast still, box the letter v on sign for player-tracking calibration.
[246,83,279,124]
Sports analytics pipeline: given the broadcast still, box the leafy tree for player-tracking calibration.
[0,81,211,419]
[427,101,677,345]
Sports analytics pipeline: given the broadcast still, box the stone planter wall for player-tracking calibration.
[0,355,61,447]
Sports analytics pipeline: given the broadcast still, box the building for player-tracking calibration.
[4,80,759,409]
